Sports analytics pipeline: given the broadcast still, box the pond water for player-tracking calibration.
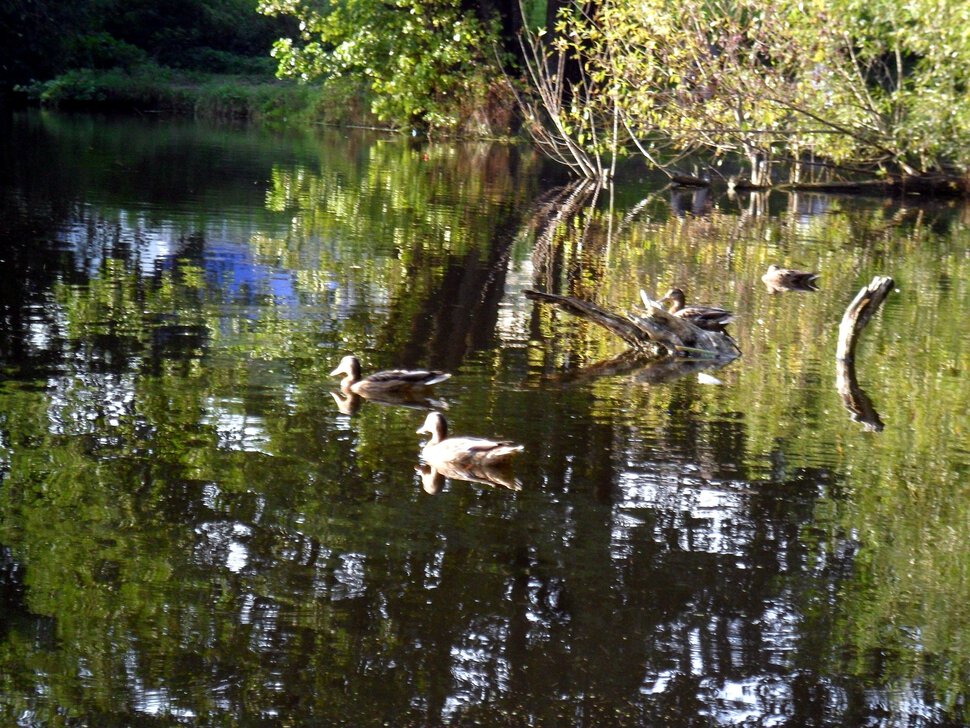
[1,110,969,727]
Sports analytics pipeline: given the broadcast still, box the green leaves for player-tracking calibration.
[524,0,970,181]
[259,0,506,130]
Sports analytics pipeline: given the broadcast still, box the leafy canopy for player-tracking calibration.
[258,0,505,129]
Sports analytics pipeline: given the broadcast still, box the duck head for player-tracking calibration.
[330,355,362,382]
[658,287,687,312]
[416,411,448,444]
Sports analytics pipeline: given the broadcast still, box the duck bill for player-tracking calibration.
[329,366,343,376]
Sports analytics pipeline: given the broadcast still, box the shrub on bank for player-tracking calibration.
[18,65,377,127]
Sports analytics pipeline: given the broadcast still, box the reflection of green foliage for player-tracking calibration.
[255,141,538,361]
[4,120,546,722]
[530,189,970,717]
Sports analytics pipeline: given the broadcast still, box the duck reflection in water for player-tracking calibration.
[330,390,448,416]
[415,462,522,494]
[415,412,524,492]
[761,264,821,293]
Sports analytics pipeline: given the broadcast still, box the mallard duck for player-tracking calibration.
[415,462,521,494]
[762,264,820,292]
[658,288,735,332]
[416,412,524,468]
[330,355,451,395]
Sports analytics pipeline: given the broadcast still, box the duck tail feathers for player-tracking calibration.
[426,372,452,386]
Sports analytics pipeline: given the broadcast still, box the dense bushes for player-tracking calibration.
[1,0,292,90]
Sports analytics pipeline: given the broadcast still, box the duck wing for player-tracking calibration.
[440,436,521,453]
[366,368,451,386]
[678,305,735,330]
[425,437,525,466]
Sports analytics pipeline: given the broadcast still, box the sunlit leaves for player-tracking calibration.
[530,0,970,180]
[259,0,506,129]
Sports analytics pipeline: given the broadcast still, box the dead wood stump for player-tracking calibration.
[835,275,894,431]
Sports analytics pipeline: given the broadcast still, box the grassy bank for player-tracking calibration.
[18,65,377,128]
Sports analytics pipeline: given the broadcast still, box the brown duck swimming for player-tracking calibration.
[330,355,451,395]
[416,412,524,469]
[762,264,820,292]
[658,288,735,332]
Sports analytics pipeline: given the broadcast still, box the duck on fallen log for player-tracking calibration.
[525,289,739,360]
[658,287,735,332]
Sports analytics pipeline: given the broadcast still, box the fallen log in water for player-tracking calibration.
[524,289,740,360]
[836,275,894,431]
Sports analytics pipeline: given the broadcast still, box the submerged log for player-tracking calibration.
[778,175,969,197]
[836,275,894,431]
[524,289,739,360]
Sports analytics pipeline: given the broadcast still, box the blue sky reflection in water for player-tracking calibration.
[0,111,969,726]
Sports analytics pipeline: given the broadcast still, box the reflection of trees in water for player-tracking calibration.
[384,211,521,370]
[502,182,869,724]
[529,180,614,303]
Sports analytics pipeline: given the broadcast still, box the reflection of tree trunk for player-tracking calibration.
[836,359,884,432]
[388,205,522,370]
[739,190,769,218]
[835,276,894,431]
[530,181,598,292]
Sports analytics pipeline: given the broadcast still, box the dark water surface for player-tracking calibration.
[1,110,969,726]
